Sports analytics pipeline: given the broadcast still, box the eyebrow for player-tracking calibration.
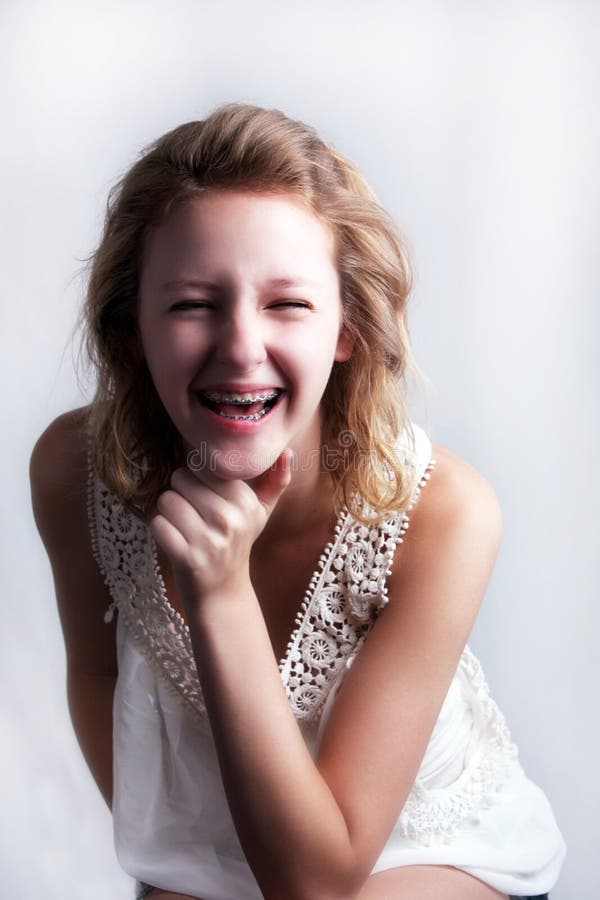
[160,277,322,292]
[160,279,219,292]
[264,277,321,290]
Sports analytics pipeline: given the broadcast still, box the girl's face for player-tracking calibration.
[138,189,352,480]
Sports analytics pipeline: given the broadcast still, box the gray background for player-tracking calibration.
[1,1,597,898]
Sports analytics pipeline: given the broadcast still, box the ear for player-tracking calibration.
[334,327,354,363]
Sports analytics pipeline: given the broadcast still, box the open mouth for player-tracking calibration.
[198,388,283,421]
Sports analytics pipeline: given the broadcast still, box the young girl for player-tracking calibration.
[31,104,564,900]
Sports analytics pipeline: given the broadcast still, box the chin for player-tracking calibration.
[185,444,280,481]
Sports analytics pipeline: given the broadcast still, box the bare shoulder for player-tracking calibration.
[30,405,90,491]
[389,442,503,616]
[407,443,503,553]
[30,406,90,542]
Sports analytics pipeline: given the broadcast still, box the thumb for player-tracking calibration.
[252,448,294,514]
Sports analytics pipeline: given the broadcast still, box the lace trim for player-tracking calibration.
[87,461,208,717]
[281,461,437,720]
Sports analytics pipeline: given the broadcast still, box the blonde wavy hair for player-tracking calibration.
[85,103,417,522]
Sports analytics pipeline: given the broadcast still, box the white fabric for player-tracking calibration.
[89,424,565,898]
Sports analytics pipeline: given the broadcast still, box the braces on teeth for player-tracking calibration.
[218,408,271,421]
[202,389,280,404]
[201,388,280,420]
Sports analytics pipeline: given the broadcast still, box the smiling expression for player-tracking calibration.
[138,189,353,480]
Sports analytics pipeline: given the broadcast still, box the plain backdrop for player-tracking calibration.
[1,1,598,898]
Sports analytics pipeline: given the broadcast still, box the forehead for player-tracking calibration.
[141,189,337,283]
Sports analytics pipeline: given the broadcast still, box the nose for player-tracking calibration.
[215,304,267,371]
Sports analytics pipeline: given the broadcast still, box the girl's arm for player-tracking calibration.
[30,409,118,809]
[153,445,502,900]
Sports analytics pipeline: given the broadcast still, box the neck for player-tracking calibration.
[257,458,338,544]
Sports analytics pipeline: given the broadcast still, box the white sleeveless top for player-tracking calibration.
[88,425,565,899]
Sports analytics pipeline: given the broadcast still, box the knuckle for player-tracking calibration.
[156,490,175,513]
[171,467,191,491]
[226,507,247,537]
[209,506,231,534]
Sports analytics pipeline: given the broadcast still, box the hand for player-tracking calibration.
[149,449,293,610]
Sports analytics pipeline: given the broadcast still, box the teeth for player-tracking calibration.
[202,389,280,404]
[218,408,270,421]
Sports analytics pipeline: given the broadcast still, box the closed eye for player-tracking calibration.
[268,300,311,310]
[169,300,213,312]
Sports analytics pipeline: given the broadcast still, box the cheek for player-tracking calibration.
[142,323,201,385]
